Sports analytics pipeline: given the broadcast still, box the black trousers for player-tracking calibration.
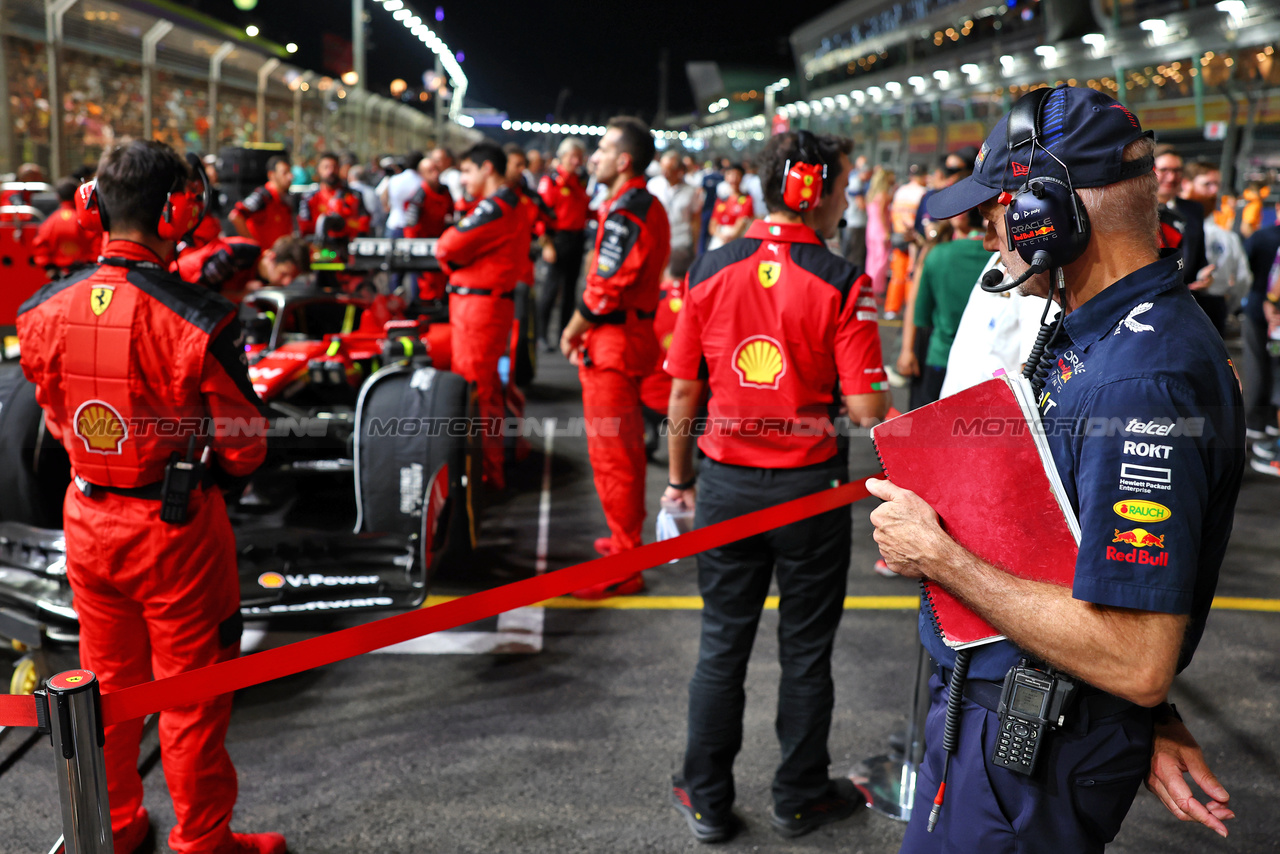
[682,455,851,819]
[537,228,586,345]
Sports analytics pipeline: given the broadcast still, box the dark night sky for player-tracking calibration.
[184,0,836,121]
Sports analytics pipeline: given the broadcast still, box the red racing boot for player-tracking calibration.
[572,572,646,600]
[113,806,152,854]
[229,832,288,854]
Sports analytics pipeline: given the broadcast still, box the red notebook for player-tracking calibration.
[871,375,1080,649]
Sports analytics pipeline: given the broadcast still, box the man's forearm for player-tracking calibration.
[667,388,700,485]
[926,541,1185,706]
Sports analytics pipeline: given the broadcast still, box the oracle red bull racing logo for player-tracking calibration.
[1106,527,1168,565]
[73,399,128,454]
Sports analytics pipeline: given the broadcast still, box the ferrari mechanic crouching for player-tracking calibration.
[15,140,286,854]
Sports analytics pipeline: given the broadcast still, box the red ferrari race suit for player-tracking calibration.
[435,185,526,489]
[175,236,263,300]
[578,176,670,556]
[32,200,99,276]
[229,182,295,250]
[297,182,370,239]
[639,276,685,416]
[403,180,455,301]
[16,240,269,854]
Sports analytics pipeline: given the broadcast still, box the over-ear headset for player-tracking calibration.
[74,150,210,240]
[782,130,827,213]
[1000,87,1091,270]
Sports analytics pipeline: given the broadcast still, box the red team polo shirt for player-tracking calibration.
[712,192,754,231]
[664,219,887,468]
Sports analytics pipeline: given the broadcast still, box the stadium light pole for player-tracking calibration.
[352,0,366,158]
[141,20,174,144]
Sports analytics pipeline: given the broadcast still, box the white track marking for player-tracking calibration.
[241,418,556,657]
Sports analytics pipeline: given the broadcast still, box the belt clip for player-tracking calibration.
[73,475,93,497]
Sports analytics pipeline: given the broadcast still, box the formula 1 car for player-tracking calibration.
[0,237,538,693]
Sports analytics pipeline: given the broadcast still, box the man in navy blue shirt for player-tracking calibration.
[869,87,1244,853]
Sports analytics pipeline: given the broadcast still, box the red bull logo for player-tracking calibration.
[1013,225,1056,242]
[1107,527,1168,565]
[1057,358,1073,383]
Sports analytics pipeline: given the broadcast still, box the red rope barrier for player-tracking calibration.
[0,478,874,729]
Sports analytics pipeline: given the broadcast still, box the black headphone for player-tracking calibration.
[782,130,827,213]
[1001,87,1091,270]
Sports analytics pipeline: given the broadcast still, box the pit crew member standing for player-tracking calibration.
[402,155,456,302]
[560,116,670,595]
[32,177,99,277]
[663,131,889,843]
[298,151,370,240]
[435,141,526,491]
[537,136,591,349]
[16,141,283,854]
[870,86,1245,854]
[228,154,296,250]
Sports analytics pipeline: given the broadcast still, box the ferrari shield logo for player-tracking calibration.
[90,286,114,316]
[757,261,781,288]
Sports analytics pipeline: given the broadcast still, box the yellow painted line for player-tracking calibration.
[421,594,1280,614]
[1211,597,1280,612]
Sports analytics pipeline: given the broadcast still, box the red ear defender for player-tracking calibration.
[156,189,200,241]
[782,160,825,212]
[75,180,104,232]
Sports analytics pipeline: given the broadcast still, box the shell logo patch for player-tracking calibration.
[90,286,114,316]
[757,261,781,288]
[733,335,786,389]
[258,572,285,589]
[73,399,127,454]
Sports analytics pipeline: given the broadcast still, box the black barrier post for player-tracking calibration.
[853,641,931,822]
[40,670,113,854]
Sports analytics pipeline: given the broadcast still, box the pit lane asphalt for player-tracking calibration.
[3,332,1279,854]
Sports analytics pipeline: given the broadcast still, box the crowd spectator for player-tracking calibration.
[1155,144,1215,296]
[886,162,929,315]
[431,147,464,202]
[901,208,992,406]
[537,136,591,350]
[739,157,766,217]
[1184,160,1249,332]
[1242,215,1280,442]
[647,151,699,279]
[707,163,753,251]
[694,159,723,255]
[525,148,546,190]
[841,155,870,267]
[864,167,895,297]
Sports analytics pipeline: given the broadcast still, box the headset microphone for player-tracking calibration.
[980,250,1052,293]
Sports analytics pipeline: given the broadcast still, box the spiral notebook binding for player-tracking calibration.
[872,427,946,642]
[919,580,946,640]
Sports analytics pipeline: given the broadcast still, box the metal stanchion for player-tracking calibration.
[36,670,113,853]
[851,641,932,822]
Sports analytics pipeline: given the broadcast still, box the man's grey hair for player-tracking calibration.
[1077,136,1159,254]
[557,137,586,158]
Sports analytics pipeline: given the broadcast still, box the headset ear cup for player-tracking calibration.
[75,180,104,232]
[157,191,198,241]
[1005,178,1087,268]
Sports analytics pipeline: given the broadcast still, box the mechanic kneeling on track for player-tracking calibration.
[175,234,311,298]
[435,140,529,492]
[16,140,285,854]
[664,130,890,843]
[868,86,1245,854]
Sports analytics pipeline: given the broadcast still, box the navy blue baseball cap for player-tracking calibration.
[926,86,1155,220]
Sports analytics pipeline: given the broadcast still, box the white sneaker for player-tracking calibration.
[1250,456,1280,477]
[1253,440,1280,461]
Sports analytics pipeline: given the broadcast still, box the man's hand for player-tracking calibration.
[662,485,696,510]
[1263,300,1279,335]
[1146,716,1234,837]
[1190,264,1216,291]
[866,478,952,580]
[896,350,920,378]
[560,310,590,361]
[542,243,557,265]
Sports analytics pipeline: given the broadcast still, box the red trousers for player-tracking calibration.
[579,365,647,551]
[64,483,242,854]
[449,293,515,490]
